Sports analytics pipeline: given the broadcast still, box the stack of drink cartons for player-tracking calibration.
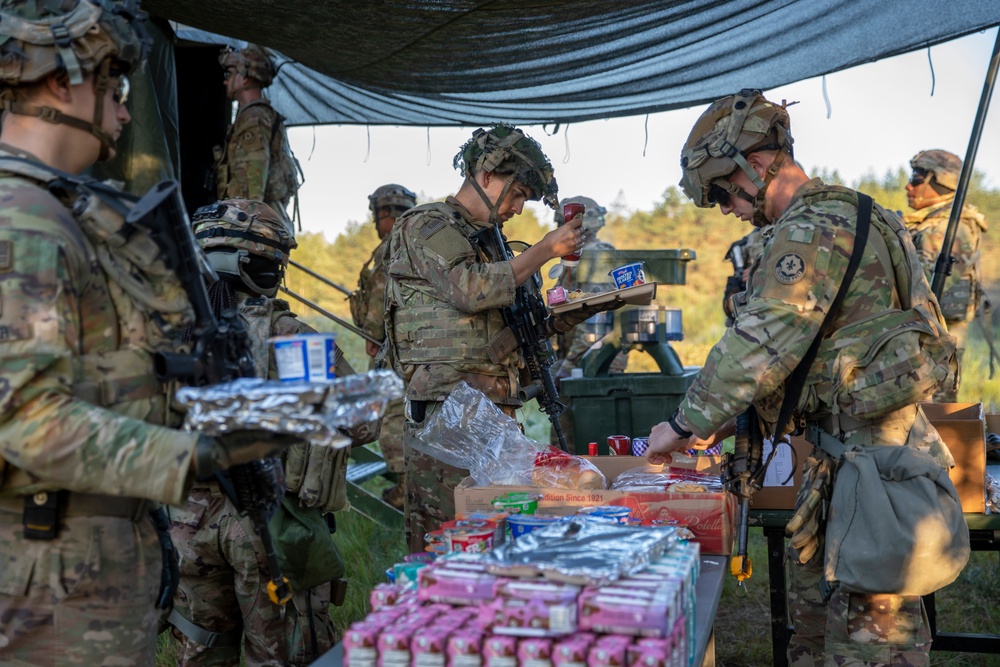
[343,539,701,667]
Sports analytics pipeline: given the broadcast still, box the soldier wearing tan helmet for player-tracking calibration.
[548,196,625,446]
[646,90,959,666]
[903,149,988,401]
[350,184,417,508]
[213,44,301,231]
[0,2,297,662]
[169,199,378,666]
[384,124,623,552]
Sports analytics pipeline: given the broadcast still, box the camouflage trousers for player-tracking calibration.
[403,401,518,554]
[379,397,406,474]
[0,507,162,666]
[786,545,931,667]
[169,484,335,667]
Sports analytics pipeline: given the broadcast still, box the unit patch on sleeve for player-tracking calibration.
[774,253,806,284]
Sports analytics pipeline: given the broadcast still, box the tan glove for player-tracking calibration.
[786,455,833,565]
[547,298,627,335]
[194,432,304,478]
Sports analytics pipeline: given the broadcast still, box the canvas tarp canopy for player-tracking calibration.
[147,0,999,127]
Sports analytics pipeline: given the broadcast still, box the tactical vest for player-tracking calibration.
[384,202,519,403]
[0,156,196,494]
[216,100,301,214]
[350,238,389,342]
[740,186,955,422]
[903,199,986,323]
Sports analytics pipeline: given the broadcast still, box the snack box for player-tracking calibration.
[455,456,735,554]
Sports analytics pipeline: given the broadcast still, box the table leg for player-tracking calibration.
[765,526,792,667]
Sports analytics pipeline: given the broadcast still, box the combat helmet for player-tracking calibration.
[219,44,275,88]
[0,0,149,161]
[454,124,558,225]
[192,198,296,298]
[910,149,962,191]
[556,196,607,233]
[368,183,417,216]
[679,89,793,226]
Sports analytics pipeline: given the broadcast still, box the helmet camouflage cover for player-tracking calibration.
[910,149,962,191]
[193,198,296,264]
[556,195,607,230]
[368,183,417,215]
[219,43,275,87]
[0,0,149,89]
[453,124,558,209]
[679,89,793,209]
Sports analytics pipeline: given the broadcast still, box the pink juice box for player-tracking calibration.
[588,638,630,667]
[411,627,452,667]
[482,635,518,667]
[418,565,499,606]
[518,637,554,667]
[447,629,484,667]
[343,621,380,666]
[483,580,580,637]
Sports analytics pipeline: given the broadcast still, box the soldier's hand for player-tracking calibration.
[543,213,584,260]
[193,432,305,477]
[645,420,706,465]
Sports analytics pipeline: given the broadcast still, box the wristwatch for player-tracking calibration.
[667,411,694,438]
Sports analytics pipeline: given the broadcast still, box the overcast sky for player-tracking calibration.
[286,27,1000,240]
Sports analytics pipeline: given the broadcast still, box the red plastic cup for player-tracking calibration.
[561,202,585,267]
[607,435,631,456]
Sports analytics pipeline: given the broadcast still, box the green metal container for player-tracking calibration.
[573,248,695,286]
[559,369,699,455]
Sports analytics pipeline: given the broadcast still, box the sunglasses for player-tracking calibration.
[112,75,130,105]
[909,169,929,187]
[707,183,732,207]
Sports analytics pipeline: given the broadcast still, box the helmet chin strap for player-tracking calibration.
[468,173,516,227]
[2,59,117,162]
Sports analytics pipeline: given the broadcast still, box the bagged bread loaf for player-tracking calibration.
[531,447,606,490]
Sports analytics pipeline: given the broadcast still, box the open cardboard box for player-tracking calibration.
[454,455,736,554]
[921,402,986,514]
[747,404,989,513]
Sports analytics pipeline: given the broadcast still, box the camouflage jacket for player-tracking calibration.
[384,197,521,405]
[678,179,955,462]
[350,237,390,344]
[902,196,987,323]
[0,150,199,503]
[215,99,299,221]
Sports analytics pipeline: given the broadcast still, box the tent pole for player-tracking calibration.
[931,27,1000,299]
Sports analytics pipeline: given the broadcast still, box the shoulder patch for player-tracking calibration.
[774,253,806,284]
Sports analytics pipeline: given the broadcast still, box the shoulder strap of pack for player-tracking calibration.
[772,193,872,440]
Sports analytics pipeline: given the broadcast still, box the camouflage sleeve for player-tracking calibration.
[360,250,389,343]
[676,201,861,438]
[222,105,272,201]
[389,214,516,314]
[0,202,196,503]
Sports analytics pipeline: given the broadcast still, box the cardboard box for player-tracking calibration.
[749,435,810,510]
[921,402,986,514]
[453,456,736,554]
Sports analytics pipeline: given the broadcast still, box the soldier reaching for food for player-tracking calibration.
[645,90,959,666]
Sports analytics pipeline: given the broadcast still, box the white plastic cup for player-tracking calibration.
[271,333,338,382]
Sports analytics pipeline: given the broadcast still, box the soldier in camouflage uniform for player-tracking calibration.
[548,196,625,446]
[0,3,293,664]
[385,125,622,552]
[169,199,378,666]
[350,184,417,508]
[214,44,300,230]
[646,90,957,666]
[903,149,988,401]
[723,225,770,326]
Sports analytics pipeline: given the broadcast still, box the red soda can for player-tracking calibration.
[561,202,585,267]
[607,435,631,456]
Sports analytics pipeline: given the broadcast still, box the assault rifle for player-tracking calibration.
[470,223,569,452]
[722,408,764,588]
[126,181,292,606]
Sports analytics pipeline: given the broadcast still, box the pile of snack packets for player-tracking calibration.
[345,516,701,667]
